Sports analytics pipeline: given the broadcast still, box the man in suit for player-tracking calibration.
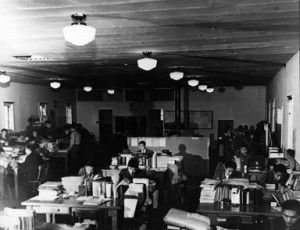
[213,160,242,180]
[137,141,154,158]
[119,158,147,183]
[258,163,288,188]
[273,200,300,230]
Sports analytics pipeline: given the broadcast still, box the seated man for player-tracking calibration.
[273,199,300,230]
[119,158,147,184]
[27,130,43,145]
[0,129,9,146]
[213,160,242,180]
[78,160,102,181]
[136,141,154,158]
[234,143,254,169]
[258,163,288,188]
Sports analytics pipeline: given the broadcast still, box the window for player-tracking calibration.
[39,102,48,121]
[3,102,14,130]
[160,109,164,121]
[66,103,72,124]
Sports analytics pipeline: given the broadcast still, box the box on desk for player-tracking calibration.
[61,176,84,193]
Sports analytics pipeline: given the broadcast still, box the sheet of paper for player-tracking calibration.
[76,196,93,201]
[159,138,166,147]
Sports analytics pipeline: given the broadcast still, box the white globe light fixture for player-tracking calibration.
[170,71,184,81]
[137,52,157,71]
[0,72,10,83]
[107,89,115,95]
[63,13,96,46]
[83,86,92,92]
[50,81,61,89]
[198,85,207,91]
[206,87,214,93]
[188,79,199,87]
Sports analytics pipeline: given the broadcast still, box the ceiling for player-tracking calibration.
[0,0,299,89]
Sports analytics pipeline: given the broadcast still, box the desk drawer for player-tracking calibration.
[33,206,70,214]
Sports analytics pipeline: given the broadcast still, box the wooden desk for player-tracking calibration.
[196,203,282,224]
[22,196,122,230]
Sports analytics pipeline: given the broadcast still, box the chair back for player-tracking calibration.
[37,160,50,183]
[3,208,34,230]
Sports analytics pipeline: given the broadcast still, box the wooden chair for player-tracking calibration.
[2,207,35,230]
[28,160,50,194]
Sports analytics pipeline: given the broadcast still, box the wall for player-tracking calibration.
[77,86,266,138]
[267,51,300,162]
[0,82,76,131]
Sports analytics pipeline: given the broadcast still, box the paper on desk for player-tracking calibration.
[76,196,93,201]
[82,197,112,205]
[30,195,60,201]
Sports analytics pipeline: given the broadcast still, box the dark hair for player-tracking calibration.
[138,141,146,146]
[1,129,8,132]
[85,160,95,168]
[240,143,248,148]
[273,164,287,174]
[45,120,52,125]
[70,124,77,129]
[25,144,36,152]
[225,160,237,170]
[128,158,139,169]
[282,200,300,215]
[287,149,295,158]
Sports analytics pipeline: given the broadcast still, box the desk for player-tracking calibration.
[196,203,281,224]
[101,168,168,205]
[22,196,122,230]
[51,149,68,176]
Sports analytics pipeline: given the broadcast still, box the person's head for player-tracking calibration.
[1,129,7,136]
[138,141,146,151]
[281,200,300,227]
[287,149,296,158]
[33,130,39,138]
[128,158,139,174]
[45,121,52,128]
[273,164,287,182]
[85,161,95,175]
[239,143,248,156]
[224,160,237,178]
[25,144,35,155]
[70,124,77,132]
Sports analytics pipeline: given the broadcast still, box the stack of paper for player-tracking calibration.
[269,147,284,158]
[199,179,220,203]
[38,181,63,198]
[62,176,84,193]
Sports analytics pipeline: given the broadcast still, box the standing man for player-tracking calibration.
[69,124,81,175]
[137,141,154,158]
[273,200,300,230]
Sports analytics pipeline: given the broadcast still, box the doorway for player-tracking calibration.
[218,120,234,138]
[98,109,113,145]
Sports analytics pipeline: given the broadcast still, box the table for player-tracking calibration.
[101,168,168,205]
[196,203,282,224]
[22,196,122,230]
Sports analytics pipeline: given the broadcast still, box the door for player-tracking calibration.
[147,109,163,136]
[98,110,113,145]
[218,120,234,138]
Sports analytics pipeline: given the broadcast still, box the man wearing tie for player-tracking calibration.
[137,141,154,158]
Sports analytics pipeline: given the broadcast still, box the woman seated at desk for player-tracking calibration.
[258,163,289,189]
[213,160,242,180]
[27,130,43,145]
[78,160,102,181]
[16,144,44,198]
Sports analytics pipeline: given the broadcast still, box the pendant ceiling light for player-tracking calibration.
[83,86,92,92]
[137,52,157,71]
[50,81,61,89]
[198,85,207,91]
[170,71,184,81]
[63,13,96,46]
[206,87,214,93]
[107,89,115,95]
[188,79,199,87]
[0,71,10,84]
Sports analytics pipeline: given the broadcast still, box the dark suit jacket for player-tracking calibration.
[136,148,154,158]
[258,170,288,187]
[213,165,242,180]
[119,168,147,183]
[19,152,44,181]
